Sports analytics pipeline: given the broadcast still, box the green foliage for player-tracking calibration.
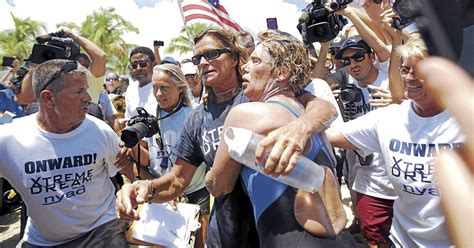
[79,7,139,74]
[0,12,47,61]
[0,9,138,74]
[165,22,214,55]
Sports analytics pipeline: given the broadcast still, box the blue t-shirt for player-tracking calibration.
[176,90,259,248]
[0,88,26,120]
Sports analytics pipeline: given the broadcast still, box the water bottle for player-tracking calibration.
[224,127,325,193]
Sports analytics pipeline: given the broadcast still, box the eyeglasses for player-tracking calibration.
[40,61,78,92]
[130,61,149,69]
[397,65,416,77]
[106,77,118,81]
[340,52,367,66]
[191,48,231,65]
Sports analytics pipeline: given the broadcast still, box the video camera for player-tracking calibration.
[10,31,81,94]
[29,31,80,64]
[297,0,350,43]
[121,107,159,148]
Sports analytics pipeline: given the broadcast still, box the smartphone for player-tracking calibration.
[1,56,14,67]
[266,18,278,30]
[154,40,164,46]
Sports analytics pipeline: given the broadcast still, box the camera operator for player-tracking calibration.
[14,27,107,111]
[331,36,397,248]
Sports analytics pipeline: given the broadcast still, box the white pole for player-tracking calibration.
[177,0,196,53]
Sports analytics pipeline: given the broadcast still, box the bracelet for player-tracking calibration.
[145,179,156,203]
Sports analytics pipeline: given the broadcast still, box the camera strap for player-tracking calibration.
[154,98,185,151]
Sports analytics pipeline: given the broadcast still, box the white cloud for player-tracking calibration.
[0,0,307,61]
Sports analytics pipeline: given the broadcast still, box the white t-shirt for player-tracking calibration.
[339,100,463,247]
[0,114,120,246]
[147,106,206,195]
[305,78,344,127]
[125,80,158,119]
[339,70,397,199]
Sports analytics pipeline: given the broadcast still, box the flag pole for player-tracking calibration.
[177,0,196,53]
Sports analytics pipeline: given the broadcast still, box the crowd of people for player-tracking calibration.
[0,0,472,248]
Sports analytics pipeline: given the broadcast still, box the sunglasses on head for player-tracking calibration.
[41,61,78,92]
[129,61,149,69]
[340,52,367,66]
[191,48,231,65]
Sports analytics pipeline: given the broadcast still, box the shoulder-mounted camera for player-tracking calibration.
[29,31,81,64]
[297,0,351,43]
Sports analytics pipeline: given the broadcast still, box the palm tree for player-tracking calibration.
[78,7,139,74]
[166,22,214,55]
[0,12,47,61]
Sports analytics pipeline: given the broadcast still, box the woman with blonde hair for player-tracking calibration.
[121,63,209,248]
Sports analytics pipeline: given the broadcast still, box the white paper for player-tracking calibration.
[131,202,200,247]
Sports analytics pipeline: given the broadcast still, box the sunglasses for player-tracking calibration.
[130,61,149,69]
[340,52,367,66]
[106,77,118,81]
[40,60,78,92]
[397,65,416,77]
[191,48,231,65]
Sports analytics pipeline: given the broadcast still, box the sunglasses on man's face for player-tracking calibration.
[340,52,367,66]
[191,48,231,65]
[129,61,149,69]
[106,77,118,81]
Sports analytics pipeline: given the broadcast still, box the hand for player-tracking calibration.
[57,26,78,39]
[332,88,341,99]
[368,85,395,107]
[115,180,149,221]
[333,5,354,17]
[380,9,403,39]
[255,119,309,177]
[418,57,474,247]
[115,145,134,170]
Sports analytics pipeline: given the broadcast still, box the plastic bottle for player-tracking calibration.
[224,127,325,193]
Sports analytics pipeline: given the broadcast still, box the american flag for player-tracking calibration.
[180,0,242,32]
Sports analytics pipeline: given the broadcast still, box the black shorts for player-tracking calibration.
[185,187,211,215]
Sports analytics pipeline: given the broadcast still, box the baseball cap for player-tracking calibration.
[159,56,180,66]
[181,62,197,75]
[334,36,372,59]
[330,33,347,49]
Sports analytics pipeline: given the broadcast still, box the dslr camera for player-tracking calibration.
[121,107,159,148]
[297,0,350,43]
[29,31,81,64]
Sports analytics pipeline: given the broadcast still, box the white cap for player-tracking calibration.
[181,62,197,75]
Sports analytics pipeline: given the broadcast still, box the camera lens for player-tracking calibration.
[340,89,355,103]
[121,122,149,148]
